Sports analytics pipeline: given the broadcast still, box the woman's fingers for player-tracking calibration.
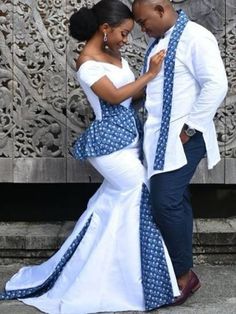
[148,49,166,76]
[151,50,165,63]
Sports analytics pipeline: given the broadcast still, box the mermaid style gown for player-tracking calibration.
[0,59,180,313]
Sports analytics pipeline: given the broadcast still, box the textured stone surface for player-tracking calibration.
[0,219,235,265]
[0,0,235,183]
[0,265,235,314]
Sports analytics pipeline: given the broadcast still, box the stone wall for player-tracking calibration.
[0,0,235,183]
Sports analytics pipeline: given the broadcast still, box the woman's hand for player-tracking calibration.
[148,49,165,77]
[90,50,165,105]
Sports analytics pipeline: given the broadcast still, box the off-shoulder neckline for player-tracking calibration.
[77,58,126,72]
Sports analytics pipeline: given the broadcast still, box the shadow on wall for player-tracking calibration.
[0,183,235,221]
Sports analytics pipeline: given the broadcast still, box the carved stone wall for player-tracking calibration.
[0,0,235,183]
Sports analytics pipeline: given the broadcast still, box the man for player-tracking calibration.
[132,0,228,305]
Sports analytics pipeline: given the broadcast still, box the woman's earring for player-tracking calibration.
[103,32,109,49]
[103,32,108,43]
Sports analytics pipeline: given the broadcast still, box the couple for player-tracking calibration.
[0,0,228,313]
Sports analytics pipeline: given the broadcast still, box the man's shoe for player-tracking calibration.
[173,270,201,306]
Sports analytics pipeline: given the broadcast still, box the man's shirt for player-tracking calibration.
[143,21,228,178]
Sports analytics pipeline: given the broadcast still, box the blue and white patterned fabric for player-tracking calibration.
[0,217,92,300]
[140,184,174,309]
[0,78,175,308]
[142,10,189,171]
[142,38,160,76]
[0,184,174,309]
[73,100,143,160]
[153,10,189,170]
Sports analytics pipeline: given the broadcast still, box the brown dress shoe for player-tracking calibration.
[173,270,201,306]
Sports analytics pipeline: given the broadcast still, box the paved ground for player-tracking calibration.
[0,264,235,314]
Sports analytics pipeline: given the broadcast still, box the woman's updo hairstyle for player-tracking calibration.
[69,0,133,41]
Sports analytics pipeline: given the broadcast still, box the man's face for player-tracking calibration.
[133,3,165,38]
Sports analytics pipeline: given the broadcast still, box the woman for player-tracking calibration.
[0,0,179,313]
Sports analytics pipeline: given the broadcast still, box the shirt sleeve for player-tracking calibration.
[76,61,106,87]
[184,29,228,132]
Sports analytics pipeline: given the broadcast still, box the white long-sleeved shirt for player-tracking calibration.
[143,20,228,179]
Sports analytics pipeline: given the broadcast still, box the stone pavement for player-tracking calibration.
[0,264,235,314]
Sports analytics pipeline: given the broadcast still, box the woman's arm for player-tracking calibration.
[91,50,165,104]
[132,89,145,102]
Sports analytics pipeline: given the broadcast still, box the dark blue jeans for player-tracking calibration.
[150,131,206,277]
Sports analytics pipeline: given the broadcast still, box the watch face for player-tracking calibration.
[186,128,196,137]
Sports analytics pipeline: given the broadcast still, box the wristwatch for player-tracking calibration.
[183,124,196,137]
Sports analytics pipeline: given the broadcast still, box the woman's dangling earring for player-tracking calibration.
[103,32,108,49]
[103,32,108,43]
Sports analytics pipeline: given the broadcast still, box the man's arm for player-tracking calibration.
[184,30,228,133]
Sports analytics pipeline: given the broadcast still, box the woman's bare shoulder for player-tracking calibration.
[76,54,96,70]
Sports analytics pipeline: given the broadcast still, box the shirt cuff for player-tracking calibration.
[185,120,206,133]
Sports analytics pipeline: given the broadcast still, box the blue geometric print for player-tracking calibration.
[140,184,174,309]
[143,38,160,75]
[153,10,189,170]
[0,188,175,309]
[73,100,143,160]
[0,105,175,308]
[0,216,92,300]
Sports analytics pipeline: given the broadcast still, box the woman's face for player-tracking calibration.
[107,18,134,52]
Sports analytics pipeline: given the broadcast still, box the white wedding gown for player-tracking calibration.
[0,58,179,314]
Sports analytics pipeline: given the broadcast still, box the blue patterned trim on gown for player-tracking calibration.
[73,100,143,160]
[0,216,92,300]
[0,186,174,308]
[0,186,174,309]
[140,184,174,309]
[0,100,174,308]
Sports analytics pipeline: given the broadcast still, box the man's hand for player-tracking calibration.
[179,129,190,144]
